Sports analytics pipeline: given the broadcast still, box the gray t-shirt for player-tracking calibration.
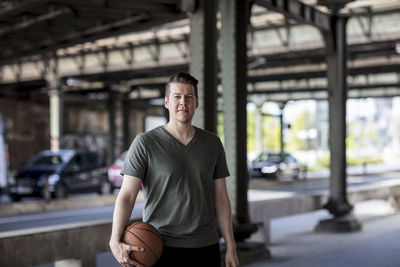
[121,126,230,248]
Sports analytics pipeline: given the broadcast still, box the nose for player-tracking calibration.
[179,96,187,105]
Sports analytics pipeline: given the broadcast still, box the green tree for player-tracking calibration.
[287,111,315,151]
[247,108,255,152]
[262,116,280,152]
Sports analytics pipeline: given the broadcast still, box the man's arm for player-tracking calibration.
[109,175,144,267]
[214,178,239,267]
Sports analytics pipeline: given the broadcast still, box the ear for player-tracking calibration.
[164,96,169,109]
[195,97,199,109]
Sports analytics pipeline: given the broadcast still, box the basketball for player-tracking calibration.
[121,221,163,267]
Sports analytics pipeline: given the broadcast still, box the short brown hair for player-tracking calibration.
[165,72,198,98]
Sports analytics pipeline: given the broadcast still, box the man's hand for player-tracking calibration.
[225,249,239,267]
[109,176,143,266]
[109,240,145,267]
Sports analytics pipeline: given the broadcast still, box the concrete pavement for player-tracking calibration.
[245,203,400,267]
[92,203,400,267]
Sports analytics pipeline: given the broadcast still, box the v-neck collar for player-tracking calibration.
[160,125,198,147]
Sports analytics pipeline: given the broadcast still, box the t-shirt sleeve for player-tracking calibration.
[121,134,148,180]
[214,138,230,179]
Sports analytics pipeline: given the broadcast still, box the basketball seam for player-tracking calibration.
[133,226,161,238]
[127,229,160,261]
[128,222,161,238]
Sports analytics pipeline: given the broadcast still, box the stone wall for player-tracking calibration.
[0,95,166,174]
[0,97,49,172]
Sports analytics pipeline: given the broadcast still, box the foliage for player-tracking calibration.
[287,110,315,151]
[247,109,255,151]
[262,116,281,151]
[312,154,382,170]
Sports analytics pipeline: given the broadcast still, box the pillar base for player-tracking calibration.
[233,222,258,241]
[315,216,362,233]
[221,241,270,266]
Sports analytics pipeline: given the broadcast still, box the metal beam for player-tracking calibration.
[0,12,187,65]
[0,0,51,20]
[0,7,72,36]
[249,63,400,82]
[254,0,331,32]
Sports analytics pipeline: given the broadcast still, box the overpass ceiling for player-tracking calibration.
[1,0,400,100]
[0,0,187,65]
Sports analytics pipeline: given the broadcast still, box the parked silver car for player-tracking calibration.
[249,152,301,180]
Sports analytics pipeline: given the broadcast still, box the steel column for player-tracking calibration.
[325,15,352,216]
[278,102,286,155]
[108,89,116,165]
[122,93,131,151]
[220,0,251,234]
[316,14,361,232]
[189,0,218,132]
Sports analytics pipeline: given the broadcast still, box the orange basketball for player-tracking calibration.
[121,221,163,267]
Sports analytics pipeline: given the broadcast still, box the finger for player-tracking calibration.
[121,257,144,267]
[129,245,144,252]
[122,251,145,267]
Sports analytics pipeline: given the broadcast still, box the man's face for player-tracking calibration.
[165,82,198,124]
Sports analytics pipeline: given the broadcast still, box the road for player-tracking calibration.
[0,172,399,233]
[250,171,400,195]
[0,201,144,233]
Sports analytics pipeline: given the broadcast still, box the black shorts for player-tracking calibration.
[152,243,221,267]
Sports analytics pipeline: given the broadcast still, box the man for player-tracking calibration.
[109,72,239,267]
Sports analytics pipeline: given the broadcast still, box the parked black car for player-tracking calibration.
[249,152,301,180]
[9,150,111,201]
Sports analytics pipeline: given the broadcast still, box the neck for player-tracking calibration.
[165,121,194,134]
[164,122,195,145]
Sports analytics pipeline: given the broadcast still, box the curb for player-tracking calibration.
[0,194,117,217]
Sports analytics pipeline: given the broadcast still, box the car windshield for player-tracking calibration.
[254,153,283,163]
[267,155,282,163]
[30,155,69,166]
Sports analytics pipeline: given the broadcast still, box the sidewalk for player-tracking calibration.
[91,200,399,267]
[244,200,400,267]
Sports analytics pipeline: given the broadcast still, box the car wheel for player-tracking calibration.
[54,184,68,199]
[99,180,112,195]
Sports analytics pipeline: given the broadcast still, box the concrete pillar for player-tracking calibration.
[189,0,218,133]
[316,15,361,232]
[48,89,63,152]
[45,55,62,152]
[220,0,256,240]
